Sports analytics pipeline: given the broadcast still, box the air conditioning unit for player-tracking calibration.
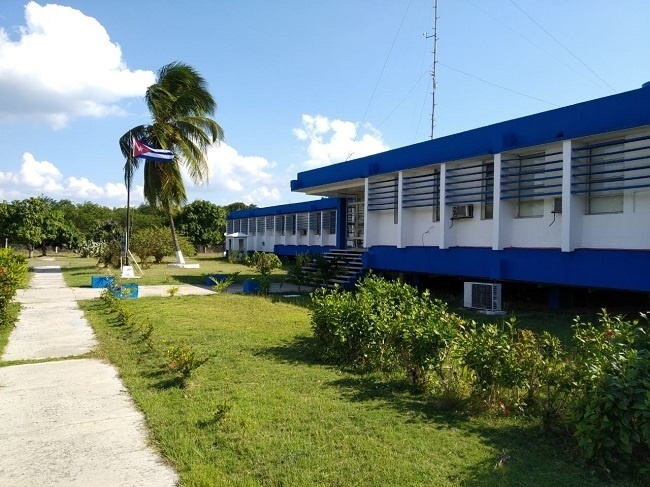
[463,282,503,313]
[552,197,562,214]
[452,204,474,219]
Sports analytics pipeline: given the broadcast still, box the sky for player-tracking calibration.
[1,0,649,209]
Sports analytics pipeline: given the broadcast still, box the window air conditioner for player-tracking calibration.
[452,204,474,219]
[463,282,503,313]
[552,197,562,214]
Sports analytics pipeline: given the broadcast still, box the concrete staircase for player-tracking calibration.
[302,249,366,290]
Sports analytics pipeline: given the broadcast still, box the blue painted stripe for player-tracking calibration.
[227,198,339,219]
[364,246,650,293]
[273,245,336,256]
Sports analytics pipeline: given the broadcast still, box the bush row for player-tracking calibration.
[0,248,28,327]
[99,288,206,386]
[309,274,650,475]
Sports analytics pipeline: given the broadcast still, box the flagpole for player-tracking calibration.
[125,134,132,267]
[125,167,131,266]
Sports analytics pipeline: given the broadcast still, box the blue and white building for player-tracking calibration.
[227,84,650,304]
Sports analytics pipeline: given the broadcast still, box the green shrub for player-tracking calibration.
[310,285,366,364]
[311,253,344,285]
[285,252,316,291]
[246,252,282,295]
[131,227,195,265]
[78,240,106,258]
[459,319,521,402]
[568,312,650,473]
[392,291,463,390]
[98,239,122,268]
[310,274,464,386]
[247,251,282,277]
[210,272,239,293]
[166,340,207,386]
[0,248,28,326]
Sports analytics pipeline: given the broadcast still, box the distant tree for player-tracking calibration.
[177,200,226,252]
[113,205,167,235]
[130,226,195,265]
[6,197,78,257]
[90,219,122,243]
[224,202,257,215]
[54,200,112,241]
[0,202,9,243]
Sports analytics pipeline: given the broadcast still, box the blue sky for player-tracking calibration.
[1,1,649,208]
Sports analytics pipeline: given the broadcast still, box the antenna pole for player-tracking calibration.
[426,0,439,139]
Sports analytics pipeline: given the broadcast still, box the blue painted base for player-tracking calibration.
[364,246,650,293]
[273,245,336,257]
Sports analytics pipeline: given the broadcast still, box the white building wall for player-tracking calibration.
[402,208,440,247]
[448,217,493,248]
[366,211,398,247]
[510,200,562,248]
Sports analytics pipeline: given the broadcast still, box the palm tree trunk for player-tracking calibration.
[166,205,185,264]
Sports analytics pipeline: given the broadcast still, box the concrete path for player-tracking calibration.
[4,267,96,361]
[0,266,178,486]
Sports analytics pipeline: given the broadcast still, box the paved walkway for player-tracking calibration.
[0,266,178,486]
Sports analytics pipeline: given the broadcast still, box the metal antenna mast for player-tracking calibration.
[425,0,439,139]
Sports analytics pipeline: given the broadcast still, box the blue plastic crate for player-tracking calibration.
[205,274,229,286]
[111,283,138,299]
[91,276,114,288]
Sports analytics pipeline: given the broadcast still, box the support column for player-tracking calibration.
[492,153,503,250]
[561,139,574,252]
[439,163,449,249]
[397,172,404,248]
[363,179,369,249]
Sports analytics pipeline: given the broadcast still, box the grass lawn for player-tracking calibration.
[49,252,289,288]
[80,293,627,487]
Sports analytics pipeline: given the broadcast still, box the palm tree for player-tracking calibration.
[119,62,224,265]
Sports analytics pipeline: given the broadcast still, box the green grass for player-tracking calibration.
[50,253,289,288]
[80,293,627,487]
[0,302,20,357]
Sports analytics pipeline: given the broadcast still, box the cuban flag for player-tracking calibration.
[132,138,174,162]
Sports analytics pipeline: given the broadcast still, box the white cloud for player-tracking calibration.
[0,2,154,128]
[0,152,141,205]
[243,187,281,205]
[293,114,389,169]
[181,141,285,206]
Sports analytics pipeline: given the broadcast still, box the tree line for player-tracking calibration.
[0,196,255,258]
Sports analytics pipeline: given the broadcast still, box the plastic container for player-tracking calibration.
[242,279,260,294]
[91,276,114,288]
[111,283,138,299]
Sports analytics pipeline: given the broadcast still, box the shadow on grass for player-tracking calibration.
[328,373,609,486]
[141,366,186,389]
[268,293,312,309]
[33,266,69,273]
[256,335,327,366]
[170,274,205,285]
[258,334,619,486]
